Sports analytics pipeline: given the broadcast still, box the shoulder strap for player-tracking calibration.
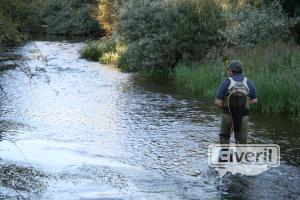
[242,77,249,91]
[228,77,236,90]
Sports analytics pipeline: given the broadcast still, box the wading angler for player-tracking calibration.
[215,60,257,144]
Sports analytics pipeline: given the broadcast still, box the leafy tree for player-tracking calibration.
[44,0,102,35]
[280,0,300,43]
[223,0,291,46]
[0,0,32,46]
[117,0,225,71]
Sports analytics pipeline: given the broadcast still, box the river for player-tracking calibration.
[0,40,299,199]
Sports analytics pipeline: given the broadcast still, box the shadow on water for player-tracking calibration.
[30,33,87,43]
[218,164,300,199]
[250,113,300,166]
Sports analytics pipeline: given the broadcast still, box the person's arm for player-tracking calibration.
[249,98,257,104]
[215,80,229,108]
[247,80,257,104]
[215,98,223,108]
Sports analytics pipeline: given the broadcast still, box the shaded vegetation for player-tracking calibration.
[0,0,32,47]
[0,0,103,48]
[41,0,101,35]
[82,0,225,71]
[118,0,224,71]
[82,0,298,70]
[223,1,292,46]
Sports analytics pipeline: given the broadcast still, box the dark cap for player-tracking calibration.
[228,60,243,73]
[228,60,242,69]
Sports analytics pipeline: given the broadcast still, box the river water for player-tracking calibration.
[0,41,299,199]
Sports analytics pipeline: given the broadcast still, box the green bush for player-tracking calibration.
[80,37,126,65]
[45,0,101,35]
[80,40,103,61]
[0,13,28,47]
[100,42,126,65]
[223,0,291,46]
[116,0,225,71]
[0,0,32,47]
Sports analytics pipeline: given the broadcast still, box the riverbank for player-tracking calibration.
[81,42,300,120]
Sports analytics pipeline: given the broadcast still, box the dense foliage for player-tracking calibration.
[223,1,291,46]
[0,0,103,47]
[42,0,101,35]
[81,37,125,65]
[1,0,299,48]
[0,0,32,46]
[119,0,224,71]
[83,0,225,71]
[82,0,299,70]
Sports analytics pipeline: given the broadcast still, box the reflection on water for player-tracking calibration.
[0,41,299,199]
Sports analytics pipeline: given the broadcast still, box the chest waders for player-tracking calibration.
[223,77,250,144]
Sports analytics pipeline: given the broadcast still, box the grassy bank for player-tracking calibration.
[175,43,300,120]
[80,38,126,66]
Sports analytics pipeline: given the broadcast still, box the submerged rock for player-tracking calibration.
[0,164,47,199]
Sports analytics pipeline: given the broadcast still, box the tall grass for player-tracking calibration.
[175,43,300,119]
[175,62,224,97]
